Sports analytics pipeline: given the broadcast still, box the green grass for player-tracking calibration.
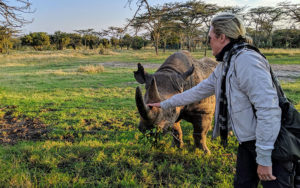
[0,49,299,187]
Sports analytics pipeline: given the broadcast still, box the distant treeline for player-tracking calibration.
[0,1,299,54]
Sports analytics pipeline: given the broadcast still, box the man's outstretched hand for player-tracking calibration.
[147,103,161,108]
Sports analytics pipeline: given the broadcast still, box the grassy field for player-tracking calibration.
[0,49,299,187]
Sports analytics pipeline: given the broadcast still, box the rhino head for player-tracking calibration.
[134,63,194,133]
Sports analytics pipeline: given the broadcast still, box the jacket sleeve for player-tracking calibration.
[160,64,220,109]
[235,51,281,166]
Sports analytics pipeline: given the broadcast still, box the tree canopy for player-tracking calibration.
[0,0,34,27]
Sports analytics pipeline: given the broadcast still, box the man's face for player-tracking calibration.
[208,26,227,56]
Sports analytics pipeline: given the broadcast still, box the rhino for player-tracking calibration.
[134,51,217,153]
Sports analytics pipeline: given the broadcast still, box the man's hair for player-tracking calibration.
[211,12,252,44]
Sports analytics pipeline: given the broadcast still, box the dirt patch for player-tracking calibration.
[0,106,49,144]
[99,62,300,82]
[270,64,300,82]
[99,61,160,69]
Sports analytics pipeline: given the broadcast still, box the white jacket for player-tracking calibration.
[161,48,281,166]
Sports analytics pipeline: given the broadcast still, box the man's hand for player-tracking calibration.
[147,103,161,108]
[257,165,276,181]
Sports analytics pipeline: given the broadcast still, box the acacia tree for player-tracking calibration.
[84,34,99,49]
[0,0,34,27]
[126,0,168,55]
[22,32,50,50]
[170,1,220,53]
[0,26,15,53]
[133,4,175,55]
[51,31,70,50]
[157,4,178,53]
[105,26,124,49]
[121,34,132,50]
[0,1,33,53]
[160,27,172,53]
[171,1,203,51]
[68,33,82,50]
[247,7,282,47]
[279,2,300,24]
[74,29,94,49]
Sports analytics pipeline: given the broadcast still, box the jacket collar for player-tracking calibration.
[215,42,235,62]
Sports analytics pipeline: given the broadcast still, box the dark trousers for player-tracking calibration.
[234,140,295,188]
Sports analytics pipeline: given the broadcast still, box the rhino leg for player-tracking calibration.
[172,122,184,148]
[192,114,212,154]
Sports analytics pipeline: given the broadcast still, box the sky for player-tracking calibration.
[20,0,299,34]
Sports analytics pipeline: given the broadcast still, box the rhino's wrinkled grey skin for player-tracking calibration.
[134,51,217,153]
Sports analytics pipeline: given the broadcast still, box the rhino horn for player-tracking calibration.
[148,77,162,103]
[182,64,194,80]
[135,86,152,120]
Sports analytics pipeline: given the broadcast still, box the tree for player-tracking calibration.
[247,7,283,48]
[132,5,172,55]
[21,35,33,45]
[131,36,144,50]
[74,29,94,49]
[32,32,50,50]
[68,33,82,50]
[142,33,151,49]
[126,1,182,53]
[0,26,14,53]
[84,34,99,49]
[272,29,300,48]
[105,26,124,49]
[125,0,151,30]
[0,0,34,27]
[279,2,300,24]
[22,32,50,50]
[51,31,70,50]
[99,38,110,49]
[165,32,180,49]
[121,34,132,50]
[159,27,172,53]
[110,37,119,49]
[171,1,204,51]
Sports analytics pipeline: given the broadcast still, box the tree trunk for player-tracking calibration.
[154,34,159,55]
[155,43,158,55]
[188,36,191,52]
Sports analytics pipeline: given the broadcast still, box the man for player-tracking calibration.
[148,13,294,187]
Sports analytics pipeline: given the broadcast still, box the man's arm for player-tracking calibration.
[155,65,220,109]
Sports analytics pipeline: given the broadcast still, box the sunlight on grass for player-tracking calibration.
[77,65,104,74]
[261,48,300,55]
[0,49,299,187]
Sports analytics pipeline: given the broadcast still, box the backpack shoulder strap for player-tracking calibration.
[230,43,285,99]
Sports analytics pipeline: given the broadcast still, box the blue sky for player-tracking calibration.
[21,0,299,34]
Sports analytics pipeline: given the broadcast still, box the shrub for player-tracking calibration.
[77,65,104,74]
[131,36,144,50]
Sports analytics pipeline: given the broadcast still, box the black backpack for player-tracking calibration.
[269,67,300,161]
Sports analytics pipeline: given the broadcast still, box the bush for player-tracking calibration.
[98,44,105,55]
[77,65,104,74]
[131,36,144,50]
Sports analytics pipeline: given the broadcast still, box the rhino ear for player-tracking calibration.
[182,64,194,80]
[134,63,149,84]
